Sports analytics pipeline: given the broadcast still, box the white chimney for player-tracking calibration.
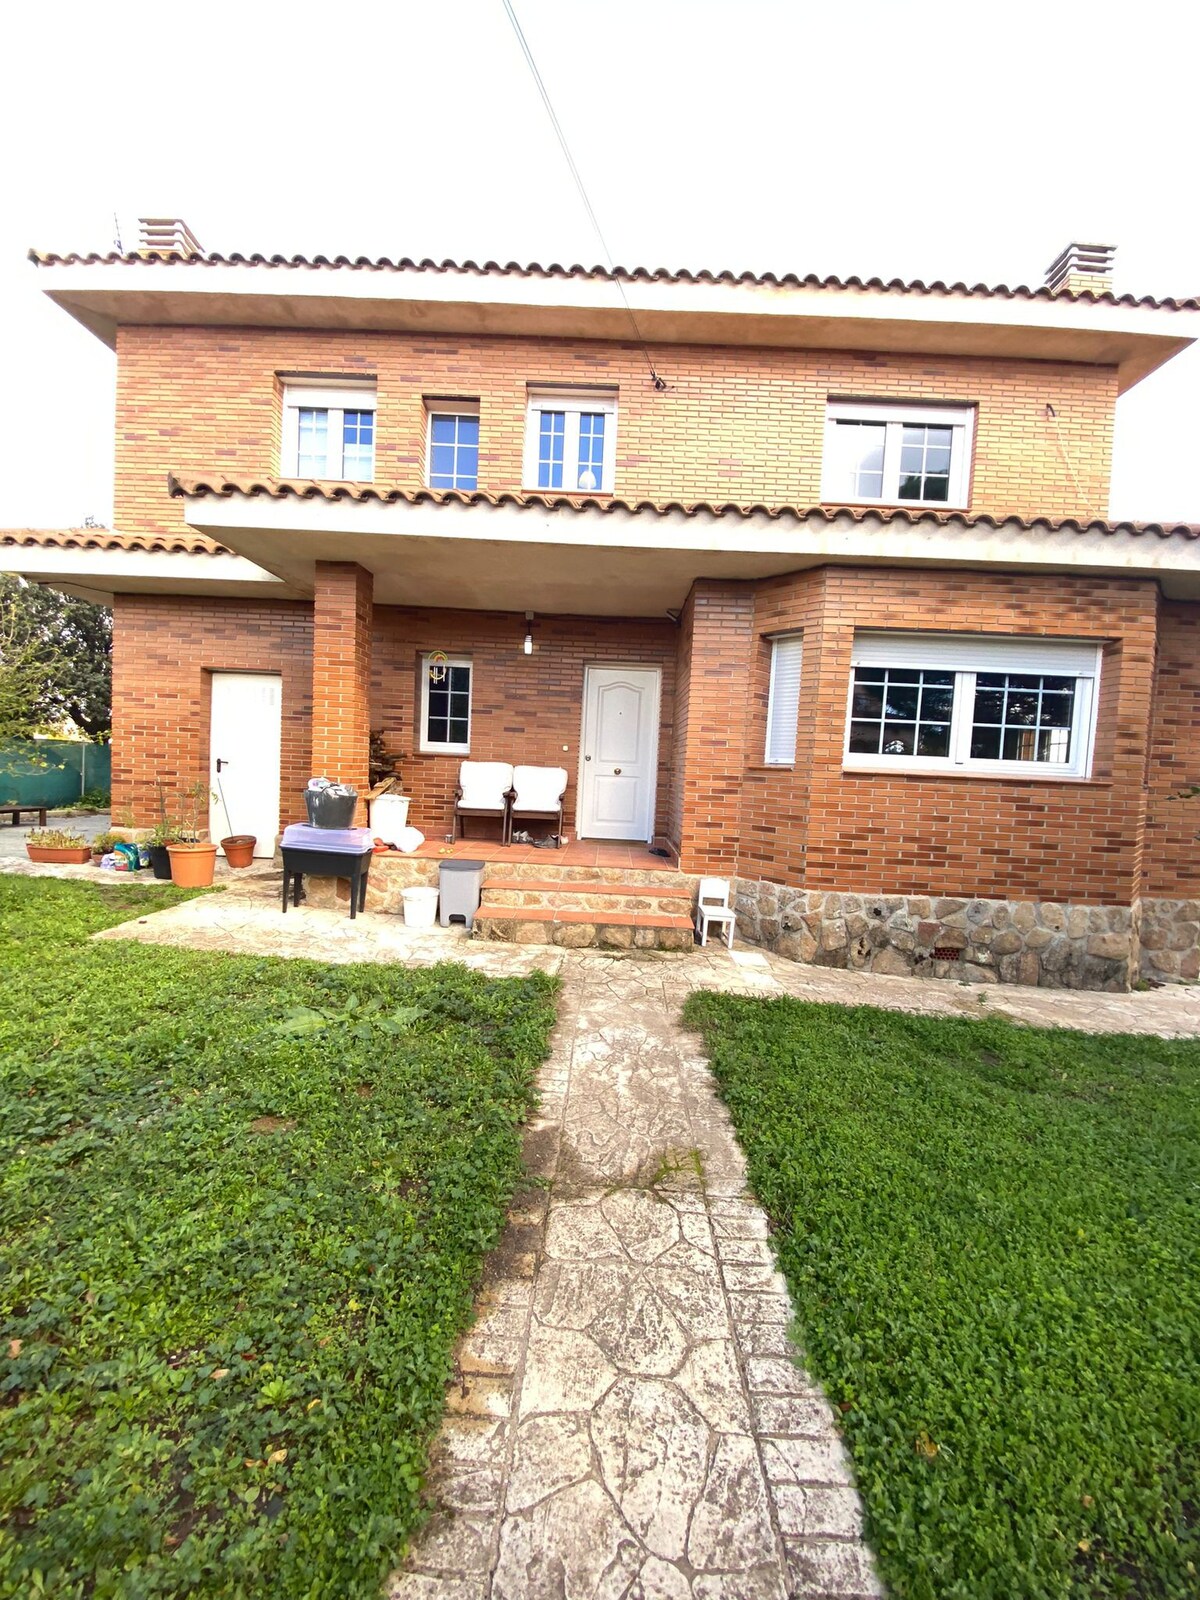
[137,217,204,258]
[1044,242,1116,296]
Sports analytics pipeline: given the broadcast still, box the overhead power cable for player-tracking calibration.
[500,0,667,390]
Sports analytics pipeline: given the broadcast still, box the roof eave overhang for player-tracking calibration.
[0,542,302,605]
[36,262,1198,392]
[176,492,1200,612]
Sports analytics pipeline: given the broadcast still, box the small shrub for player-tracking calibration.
[26,827,88,848]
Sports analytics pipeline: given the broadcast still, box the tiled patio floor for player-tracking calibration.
[405,836,681,872]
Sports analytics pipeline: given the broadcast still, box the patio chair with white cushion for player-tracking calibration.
[454,761,513,840]
[695,877,737,949]
[506,765,568,846]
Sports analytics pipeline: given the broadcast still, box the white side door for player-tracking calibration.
[209,673,282,857]
[578,666,661,842]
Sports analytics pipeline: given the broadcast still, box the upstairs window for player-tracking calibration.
[426,400,480,490]
[765,635,803,765]
[524,389,617,493]
[845,633,1100,779]
[282,382,376,481]
[823,402,973,509]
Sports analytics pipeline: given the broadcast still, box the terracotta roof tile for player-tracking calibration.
[1,528,231,555]
[166,474,1200,542]
[27,248,1200,313]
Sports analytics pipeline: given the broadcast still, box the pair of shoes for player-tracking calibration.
[511,829,534,845]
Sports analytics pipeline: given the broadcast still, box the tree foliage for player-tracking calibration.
[0,577,112,740]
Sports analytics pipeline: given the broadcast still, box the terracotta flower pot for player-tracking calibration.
[221,835,256,869]
[27,846,93,865]
[166,841,218,887]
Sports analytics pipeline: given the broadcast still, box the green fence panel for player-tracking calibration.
[0,742,111,808]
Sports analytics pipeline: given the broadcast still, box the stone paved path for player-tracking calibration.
[19,863,1200,1597]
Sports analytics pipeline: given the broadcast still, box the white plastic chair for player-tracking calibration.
[507,765,567,845]
[695,877,736,949]
[455,761,513,840]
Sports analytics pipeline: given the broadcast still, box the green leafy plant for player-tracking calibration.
[148,819,185,847]
[25,827,88,849]
[0,877,559,1599]
[89,830,119,855]
[684,992,1200,1600]
[173,779,213,843]
[76,787,112,811]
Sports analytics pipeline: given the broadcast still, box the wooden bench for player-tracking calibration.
[3,807,48,827]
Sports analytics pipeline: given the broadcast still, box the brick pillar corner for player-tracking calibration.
[312,561,374,824]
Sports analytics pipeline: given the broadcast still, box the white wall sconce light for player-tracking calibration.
[523,611,534,655]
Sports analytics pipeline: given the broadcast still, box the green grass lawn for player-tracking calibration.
[0,877,557,1600]
[683,993,1200,1600]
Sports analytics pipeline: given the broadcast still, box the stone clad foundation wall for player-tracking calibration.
[1138,899,1200,983]
[733,877,1146,991]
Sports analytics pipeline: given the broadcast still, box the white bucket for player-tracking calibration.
[371,793,410,835]
[401,885,438,928]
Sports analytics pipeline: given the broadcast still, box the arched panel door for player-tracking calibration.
[577,666,661,841]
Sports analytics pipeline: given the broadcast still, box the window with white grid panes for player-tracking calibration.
[420,656,472,754]
[524,390,617,493]
[281,383,376,481]
[823,402,972,508]
[844,633,1100,778]
[425,403,480,490]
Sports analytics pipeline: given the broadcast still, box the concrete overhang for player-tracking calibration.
[0,543,300,606]
[177,494,1200,613]
[34,258,1198,393]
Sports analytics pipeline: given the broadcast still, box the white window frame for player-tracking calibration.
[425,398,481,490]
[843,632,1101,779]
[523,388,618,494]
[765,634,803,765]
[822,401,974,510]
[419,653,473,756]
[281,380,377,481]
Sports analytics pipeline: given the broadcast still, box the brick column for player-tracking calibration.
[312,562,373,823]
[673,580,756,876]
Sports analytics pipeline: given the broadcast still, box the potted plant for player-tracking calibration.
[26,828,92,866]
[90,829,119,865]
[212,767,255,869]
[165,782,218,888]
[147,819,182,880]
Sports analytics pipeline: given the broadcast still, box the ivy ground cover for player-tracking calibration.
[683,992,1200,1600]
[0,877,557,1598]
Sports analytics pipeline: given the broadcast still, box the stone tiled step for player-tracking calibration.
[473,904,695,950]
[482,876,694,916]
[481,861,693,888]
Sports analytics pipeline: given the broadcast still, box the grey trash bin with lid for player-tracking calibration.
[439,859,486,929]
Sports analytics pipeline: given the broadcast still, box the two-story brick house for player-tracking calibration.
[5,225,1199,988]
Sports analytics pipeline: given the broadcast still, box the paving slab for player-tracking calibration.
[26,868,1200,1597]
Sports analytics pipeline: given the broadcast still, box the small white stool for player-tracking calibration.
[695,876,736,950]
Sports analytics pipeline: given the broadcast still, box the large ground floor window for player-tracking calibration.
[844,632,1101,779]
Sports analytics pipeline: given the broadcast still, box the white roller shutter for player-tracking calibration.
[765,635,803,765]
[851,632,1101,678]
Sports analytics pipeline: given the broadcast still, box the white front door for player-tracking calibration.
[209,673,282,857]
[578,666,661,842]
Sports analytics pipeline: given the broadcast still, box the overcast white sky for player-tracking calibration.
[1,0,1196,528]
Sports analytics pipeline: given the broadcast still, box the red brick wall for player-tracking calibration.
[114,324,1117,532]
[110,594,314,828]
[725,568,1160,904]
[371,607,677,844]
[1143,599,1200,898]
[111,595,676,843]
